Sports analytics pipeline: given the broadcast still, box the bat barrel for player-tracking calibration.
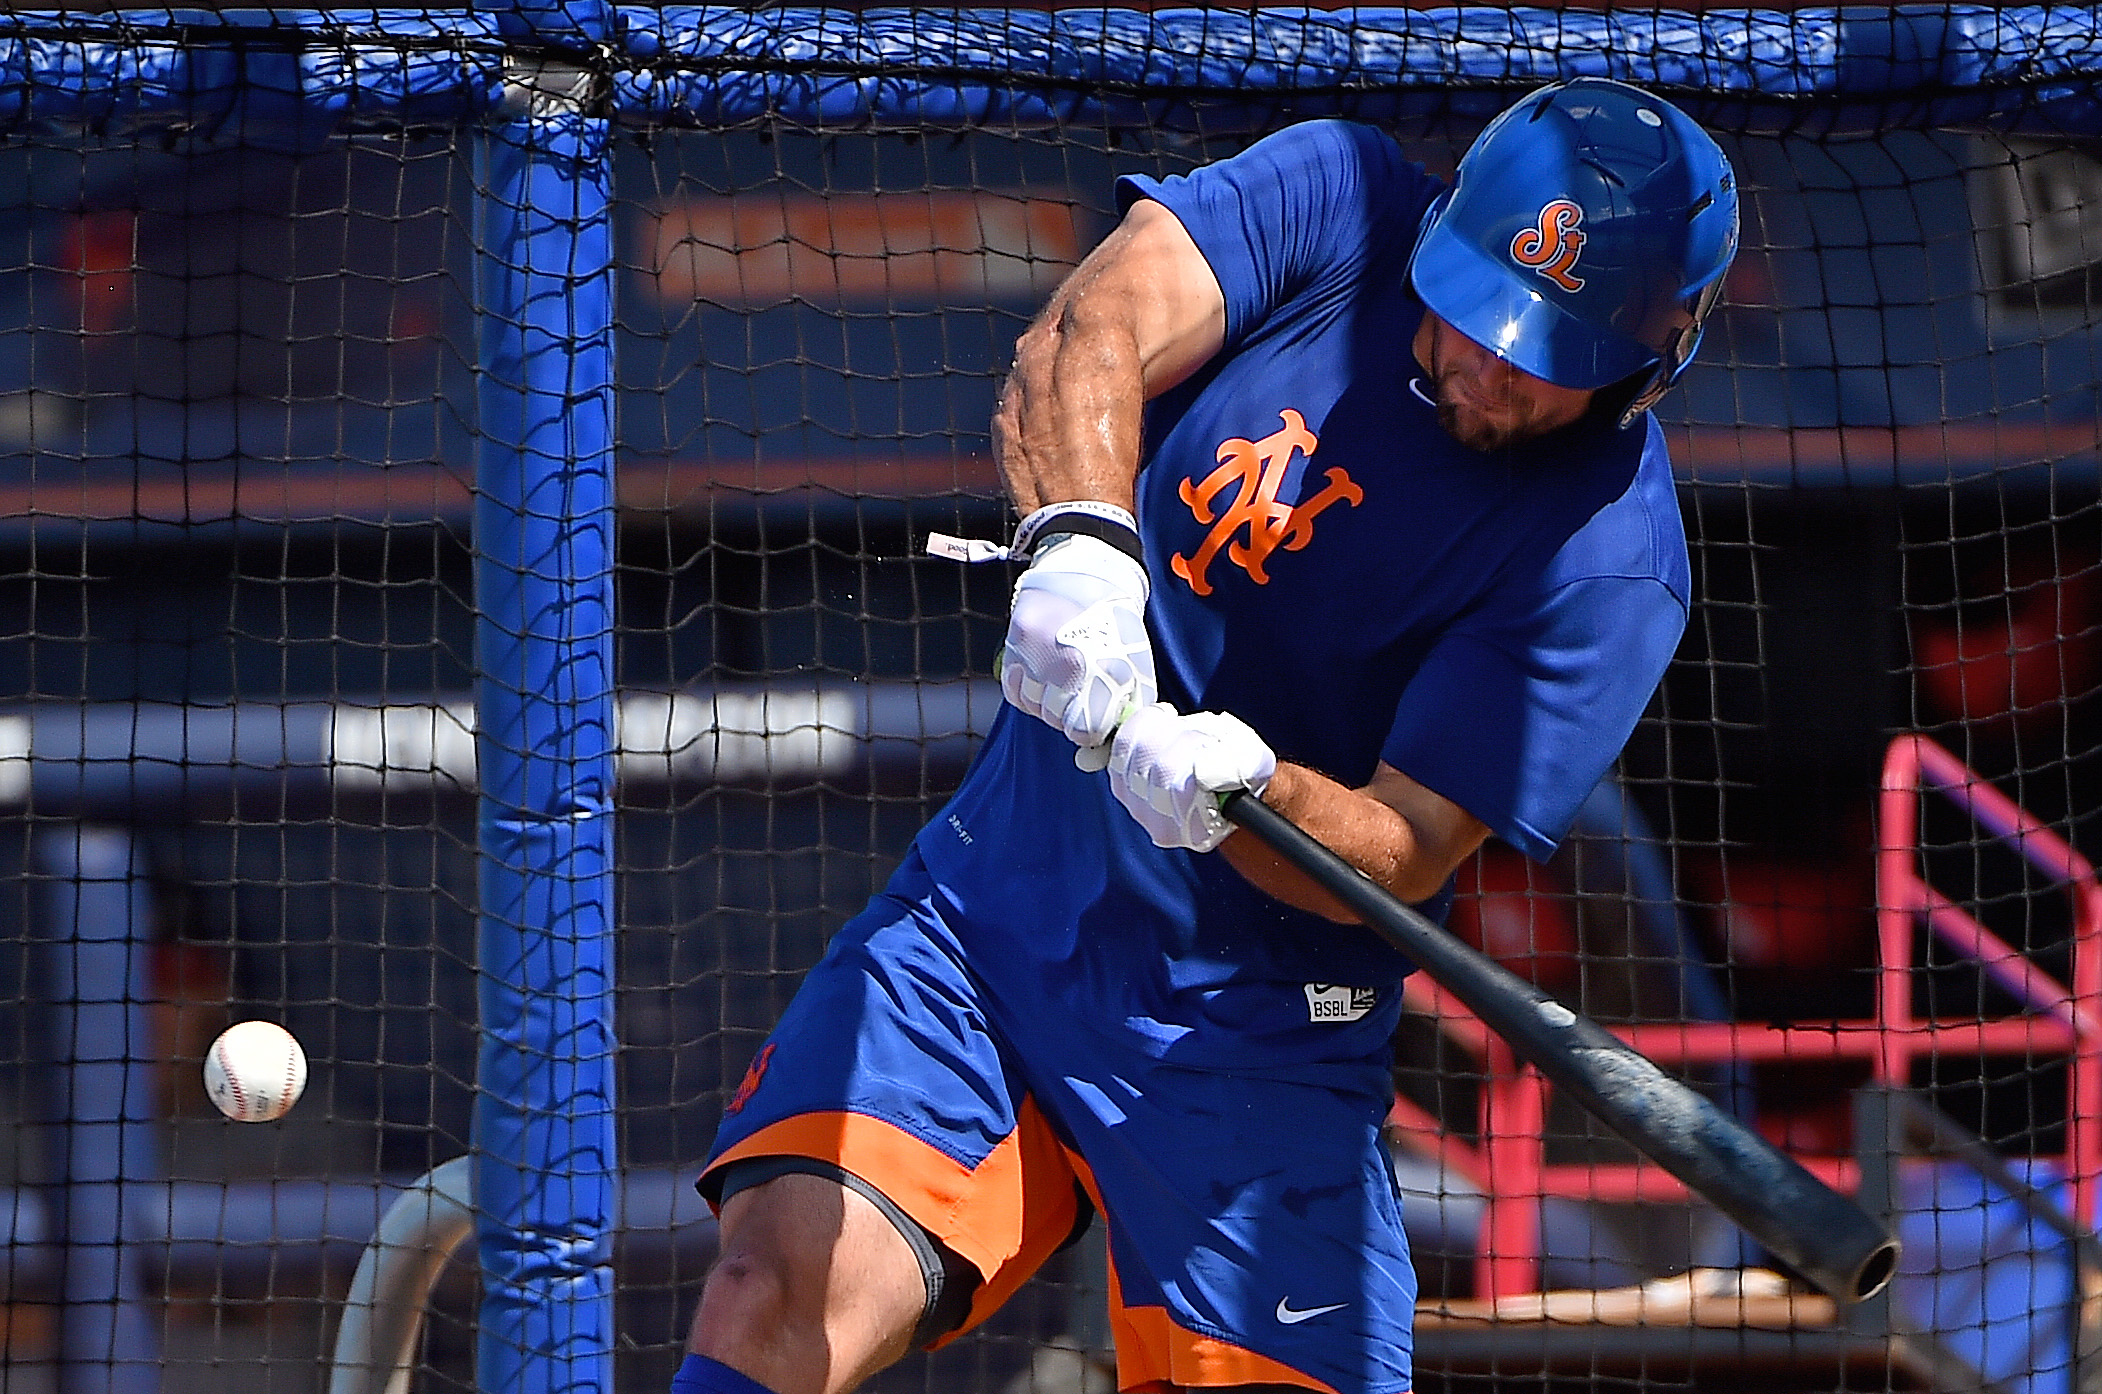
[1220,792,1900,1304]
[1535,1007,1900,1302]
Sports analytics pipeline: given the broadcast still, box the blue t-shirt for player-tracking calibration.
[913,120,1689,1066]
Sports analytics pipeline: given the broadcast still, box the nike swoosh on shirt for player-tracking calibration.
[1275,1298,1348,1325]
[1407,377,1436,407]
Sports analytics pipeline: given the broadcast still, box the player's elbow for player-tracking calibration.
[1380,859,1457,912]
[1381,823,1491,907]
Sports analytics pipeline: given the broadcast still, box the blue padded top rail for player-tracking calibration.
[0,7,2098,138]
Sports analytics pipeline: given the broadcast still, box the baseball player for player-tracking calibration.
[670,77,1739,1394]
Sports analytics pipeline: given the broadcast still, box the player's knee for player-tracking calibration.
[690,1241,805,1348]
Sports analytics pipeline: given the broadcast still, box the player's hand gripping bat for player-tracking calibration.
[1218,790,1900,1305]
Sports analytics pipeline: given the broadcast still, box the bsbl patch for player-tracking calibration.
[1304,983,1380,1023]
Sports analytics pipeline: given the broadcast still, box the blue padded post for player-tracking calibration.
[469,48,619,1394]
[33,824,162,1394]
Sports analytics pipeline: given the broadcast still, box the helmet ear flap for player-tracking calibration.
[1618,324,1690,427]
[1616,362,1675,430]
[1616,271,1729,427]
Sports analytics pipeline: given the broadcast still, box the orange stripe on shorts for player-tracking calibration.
[701,1102,1083,1344]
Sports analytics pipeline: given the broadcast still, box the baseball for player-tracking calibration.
[203,1021,308,1123]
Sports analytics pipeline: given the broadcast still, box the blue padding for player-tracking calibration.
[3,7,2102,136]
[611,6,2102,134]
[0,9,504,144]
[33,827,161,1394]
[475,0,612,45]
[471,99,619,1394]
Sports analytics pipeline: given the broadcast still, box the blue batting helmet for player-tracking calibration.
[1408,77,1739,423]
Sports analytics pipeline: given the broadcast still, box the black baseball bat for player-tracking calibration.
[1220,791,1899,1304]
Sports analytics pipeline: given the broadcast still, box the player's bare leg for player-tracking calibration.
[685,1172,928,1394]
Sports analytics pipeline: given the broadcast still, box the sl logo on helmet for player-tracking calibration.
[1510,199,1587,292]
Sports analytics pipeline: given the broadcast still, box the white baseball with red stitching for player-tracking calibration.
[203,1021,309,1123]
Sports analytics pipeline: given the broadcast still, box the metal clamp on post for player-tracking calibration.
[500,57,611,120]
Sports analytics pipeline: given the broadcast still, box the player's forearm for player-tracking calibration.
[1219,763,1454,922]
[992,301,1147,516]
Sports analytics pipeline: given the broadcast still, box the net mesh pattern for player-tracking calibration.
[0,10,2093,1394]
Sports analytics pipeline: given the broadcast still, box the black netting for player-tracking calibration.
[0,10,2094,1394]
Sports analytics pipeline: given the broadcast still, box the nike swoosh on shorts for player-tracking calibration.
[1275,1297,1348,1325]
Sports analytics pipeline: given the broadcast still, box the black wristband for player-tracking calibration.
[1028,512,1145,567]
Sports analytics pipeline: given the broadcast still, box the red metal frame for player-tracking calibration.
[1390,733,2102,1300]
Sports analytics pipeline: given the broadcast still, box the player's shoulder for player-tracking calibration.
[1122,119,1435,233]
[1256,117,1407,166]
[1245,118,1437,209]
[1630,415,1691,599]
[1540,413,1690,604]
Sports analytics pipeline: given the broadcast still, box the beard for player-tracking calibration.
[1434,376,1531,453]
[1418,315,1594,452]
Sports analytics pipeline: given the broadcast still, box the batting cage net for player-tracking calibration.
[0,7,2097,1394]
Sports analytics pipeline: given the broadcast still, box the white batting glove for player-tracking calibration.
[1107,702,1276,852]
[1000,532,1155,757]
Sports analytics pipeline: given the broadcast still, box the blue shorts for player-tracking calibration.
[700,851,1417,1394]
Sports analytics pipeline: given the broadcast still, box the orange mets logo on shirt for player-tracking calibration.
[1170,408,1363,597]
[1510,198,1587,292]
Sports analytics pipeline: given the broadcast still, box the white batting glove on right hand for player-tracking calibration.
[1107,702,1276,852]
[999,532,1156,760]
